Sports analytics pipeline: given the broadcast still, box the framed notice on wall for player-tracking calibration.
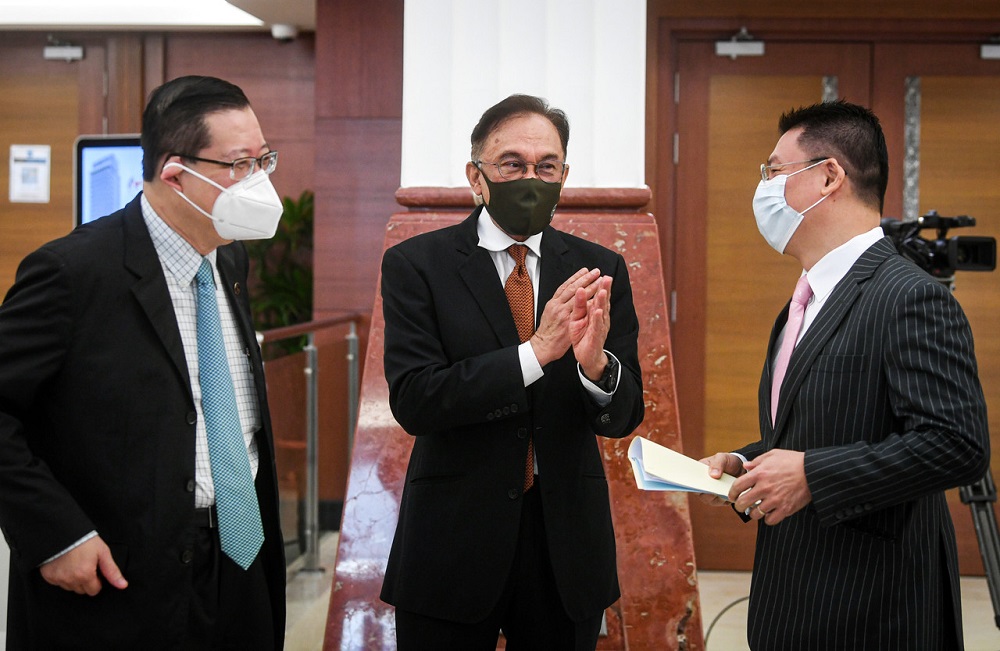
[9,144,51,203]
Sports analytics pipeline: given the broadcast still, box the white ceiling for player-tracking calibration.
[226,0,315,31]
[0,0,314,30]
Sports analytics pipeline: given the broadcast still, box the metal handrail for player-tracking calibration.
[259,312,365,572]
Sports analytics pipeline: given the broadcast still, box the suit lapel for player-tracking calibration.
[216,244,255,350]
[123,199,191,390]
[771,238,895,440]
[456,208,522,347]
[537,226,572,308]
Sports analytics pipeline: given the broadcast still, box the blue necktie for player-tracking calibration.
[196,259,264,570]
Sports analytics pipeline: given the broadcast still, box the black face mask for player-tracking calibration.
[480,174,562,237]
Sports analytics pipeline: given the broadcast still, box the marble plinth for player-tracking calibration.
[324,204,704,650]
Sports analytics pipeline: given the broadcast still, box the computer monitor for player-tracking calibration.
[73,134,143,227]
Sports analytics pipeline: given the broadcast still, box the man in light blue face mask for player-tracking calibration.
[700,100,988,650]
[0,75,287,649]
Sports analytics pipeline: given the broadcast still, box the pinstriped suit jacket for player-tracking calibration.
[736,237,989,650]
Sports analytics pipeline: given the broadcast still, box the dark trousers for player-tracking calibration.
[185,519,275,650]
[394,482,604,650]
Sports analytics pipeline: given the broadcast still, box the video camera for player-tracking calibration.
[881,210,996,280]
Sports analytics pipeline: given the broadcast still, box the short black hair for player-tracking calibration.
[140,75,251,181]
[470,94,569,161]
[778,100,888,214]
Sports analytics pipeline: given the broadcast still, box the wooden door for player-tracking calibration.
[0,34,105,295]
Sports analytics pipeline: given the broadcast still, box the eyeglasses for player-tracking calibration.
[474,158,567,183]
[172,150,278,180]
[760,157,827,182]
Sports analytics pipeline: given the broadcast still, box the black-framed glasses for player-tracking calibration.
[172,150,278,180]
[760,157,827,182]
[474,158,567,183]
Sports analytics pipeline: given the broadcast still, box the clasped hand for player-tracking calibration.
[530,267,612,378]
[699,449,812,525]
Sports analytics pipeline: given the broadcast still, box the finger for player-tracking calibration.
[571,287,588,321]
[98,550,128,590]
[700,453,731,479]
[555,268,596,298]
[82,573,103,597]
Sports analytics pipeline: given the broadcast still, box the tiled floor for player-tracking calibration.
[287,535,1000,650]
[696,570,1000,651]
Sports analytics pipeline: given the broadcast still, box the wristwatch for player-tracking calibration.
[591,356,619,393]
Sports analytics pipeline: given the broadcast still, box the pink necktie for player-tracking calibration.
[771,275,813,425]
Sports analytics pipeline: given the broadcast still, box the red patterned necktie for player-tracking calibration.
[770,275,813,425]
[505,244,535,491]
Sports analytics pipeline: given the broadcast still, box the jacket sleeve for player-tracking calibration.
[804,279,990,526]
[0,246,97,567]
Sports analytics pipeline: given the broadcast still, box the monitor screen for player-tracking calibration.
[74,134,143,227]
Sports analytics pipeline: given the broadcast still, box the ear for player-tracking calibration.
[820,158,847,197]
[466,161,483,197]
[159,154,185,191]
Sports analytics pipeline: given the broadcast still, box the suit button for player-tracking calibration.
[486,412,495,421]
[502,406,510,416]
[511,404,519,413]
[185,479,196,493]
[494,409,503,418]
[181,549,193,564]
[854,505,865,514]
[517,427,527,440]
[186,411,197,425]
[508,488,519,500]
[600,413,611,424]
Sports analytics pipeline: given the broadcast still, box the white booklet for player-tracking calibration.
[627,436,737,499]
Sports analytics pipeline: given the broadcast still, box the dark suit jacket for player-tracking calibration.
[737,237,989,650]
[378,207,644,624]
[0,194,286,649]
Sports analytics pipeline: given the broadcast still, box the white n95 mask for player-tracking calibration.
[165,162,284,241]
[752,160,828,254]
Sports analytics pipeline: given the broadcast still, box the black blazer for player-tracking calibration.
[737,237,989,650]
[0,194,285,649]
[378,207,645,623]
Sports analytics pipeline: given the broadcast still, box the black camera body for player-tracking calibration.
[881,211,996,279]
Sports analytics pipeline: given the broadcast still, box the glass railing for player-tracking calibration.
[258,313,365,573]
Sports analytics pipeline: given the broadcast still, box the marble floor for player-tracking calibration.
[286,534,1000,650]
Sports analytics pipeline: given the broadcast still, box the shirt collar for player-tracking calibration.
[141,193,216,285]
[805,226,884,303]
[476,205,543,258]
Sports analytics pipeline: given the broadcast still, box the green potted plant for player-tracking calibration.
[245,189,314,354]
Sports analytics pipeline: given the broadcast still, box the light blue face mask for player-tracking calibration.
[752,159,828,254]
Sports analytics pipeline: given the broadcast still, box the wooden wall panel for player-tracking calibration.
[313,0,403,316]
[315,0,403,119]
[0,36,86,293]
[161,32,316,205]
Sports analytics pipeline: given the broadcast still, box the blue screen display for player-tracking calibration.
[76,137,143,226]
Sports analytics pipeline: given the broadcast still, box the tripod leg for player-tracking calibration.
[960,471,1000,629]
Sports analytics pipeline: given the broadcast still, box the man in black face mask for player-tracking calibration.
[379,94,645,649]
